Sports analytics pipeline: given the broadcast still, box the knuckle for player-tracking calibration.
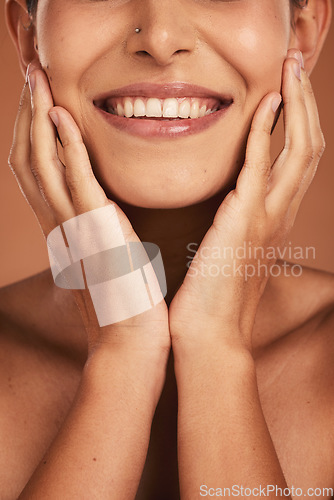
[8,150,19,171]
[30,163,40,182]
[62,136,84,150]
[30,157,46,185]
[245,157,271,176]
[288,142,314,165]
[258,160,271,176]
[314,134,326,159]
[18,83,30,113]
[301,147,315,165]
[303,81,314,98]
[29,151,40,173]
[288,180,301,200]
[251,122,271,136]
[66,169,91,191]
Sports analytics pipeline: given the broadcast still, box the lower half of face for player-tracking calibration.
[36,0,292,209]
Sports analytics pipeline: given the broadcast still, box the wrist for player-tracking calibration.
[173,333,255,378]
[84,341,170,410]
[85,302,172,358]
[172,321,253,361]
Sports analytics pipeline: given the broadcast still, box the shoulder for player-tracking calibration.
[255,261,334,412]
[0,270,66,335]
[0,271,87,419]
[0,272,85,498]
[254,260,334,348]
[254,263,334,489]
[0,269,87,360]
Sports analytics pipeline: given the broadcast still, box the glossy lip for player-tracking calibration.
[93,81,234,102]
[93,82,234,139]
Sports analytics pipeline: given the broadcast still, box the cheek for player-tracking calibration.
[237,27,259,52]
[235,25,287,83]
[35,2,112,108]
[208,5,290,95]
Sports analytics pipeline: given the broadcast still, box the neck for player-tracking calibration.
[117,188,230,305]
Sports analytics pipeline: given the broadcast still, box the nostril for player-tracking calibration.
[136,51,151,57]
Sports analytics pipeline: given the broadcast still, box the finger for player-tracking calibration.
[287,66,326,211]
[299,66,326,159]
[49,107,144,243]
[29,68,75,224]
[48,106,109,216]
[235,92,282,208]
[266,51,313,214]
[8,81,56,236]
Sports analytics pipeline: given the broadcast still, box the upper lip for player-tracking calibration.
[93,82,234,107]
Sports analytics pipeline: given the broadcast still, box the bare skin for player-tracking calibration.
[2,0,334,498]
[0,264,334,499]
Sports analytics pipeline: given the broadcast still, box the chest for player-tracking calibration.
[140,343,334,499]
[6,342,334,500]
[256,354,334,496]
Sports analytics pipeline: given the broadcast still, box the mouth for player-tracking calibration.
[94,96,231,120]
[93,82,233,137]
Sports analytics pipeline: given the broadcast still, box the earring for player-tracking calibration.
[22,18,33,31]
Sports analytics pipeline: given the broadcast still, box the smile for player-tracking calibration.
[95,97,225,120]
[93,82,234,138]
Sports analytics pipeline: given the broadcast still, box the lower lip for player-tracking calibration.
[94,104,233,139]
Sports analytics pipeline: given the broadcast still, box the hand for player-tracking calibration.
[169,49,325,354]
[8,60,171,358]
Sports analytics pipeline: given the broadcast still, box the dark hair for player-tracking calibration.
[291,0,309,8]
[26,0,37,16]
[26,0,308,18]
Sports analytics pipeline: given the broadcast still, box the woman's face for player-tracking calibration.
[35,0,293,208]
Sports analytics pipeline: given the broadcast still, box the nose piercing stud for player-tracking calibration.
[135,28,141,33]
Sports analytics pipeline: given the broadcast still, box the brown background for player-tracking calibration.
[0,8,333,288]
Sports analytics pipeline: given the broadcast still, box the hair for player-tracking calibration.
[26,0,37,16]
[26,0,309,17]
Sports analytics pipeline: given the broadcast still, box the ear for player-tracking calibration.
[5,0,39,78]
[289,0,332,75]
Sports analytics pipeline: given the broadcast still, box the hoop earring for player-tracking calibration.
[22,17,33,31]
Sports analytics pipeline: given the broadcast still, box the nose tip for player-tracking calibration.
[126,5,196,66]
[136,31,194,66]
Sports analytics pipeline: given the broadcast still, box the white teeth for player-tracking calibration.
[190,100,200,119]
[179,100,191,118]
[117,102,124,116]
[146,98,162,117]
[124,98,134,118]
[108,97,220,119]
[134,98,146,117]
[163,98,179,118]
[199,105,207,118]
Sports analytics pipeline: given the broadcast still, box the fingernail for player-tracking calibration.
[28,73,36,93]
[25,64,31,83]
[295,51,304,69]
[293,61,301,80]
[271,94,282,113]
[49,110,59,128]
[25,60,40,82]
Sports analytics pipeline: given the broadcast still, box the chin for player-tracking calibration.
[90,148,240,209]
[101,179,228,209]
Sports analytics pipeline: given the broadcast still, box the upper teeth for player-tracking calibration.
[104,97,220,119]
